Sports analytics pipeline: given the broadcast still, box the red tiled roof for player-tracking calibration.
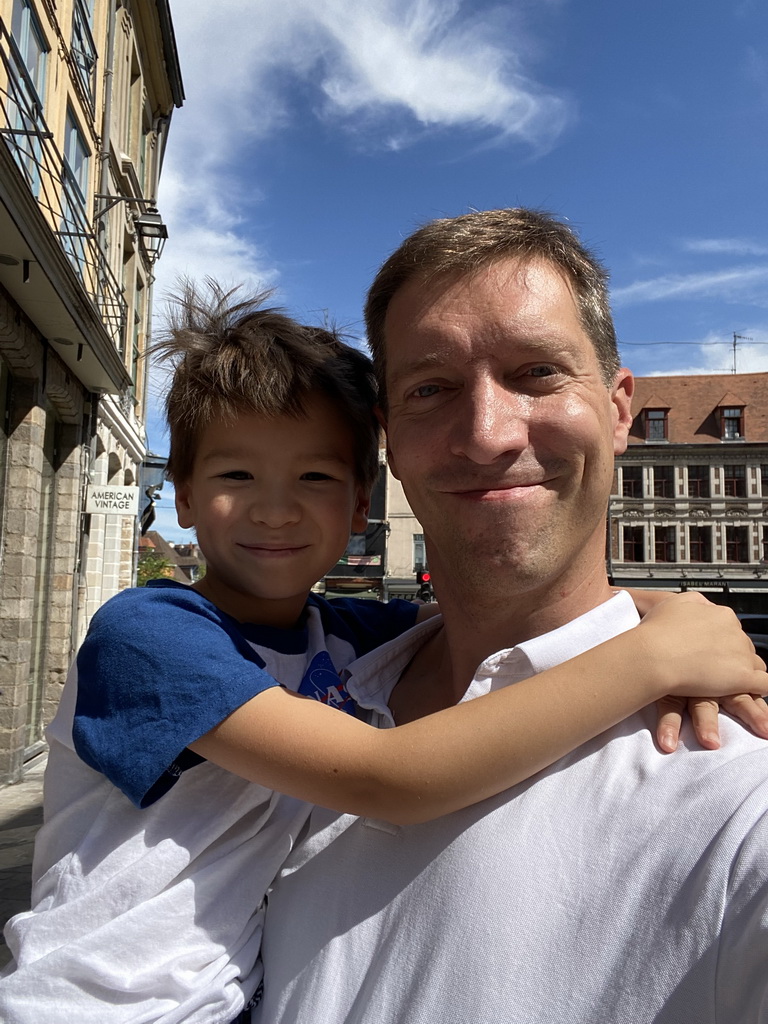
[627,372,768,445]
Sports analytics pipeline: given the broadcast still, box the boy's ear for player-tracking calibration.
[174,481,195,529]
[374,405,401,480]
[351,486,371,534]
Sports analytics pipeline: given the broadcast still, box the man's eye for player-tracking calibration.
[412,383,442,398]
[528,365,558,378]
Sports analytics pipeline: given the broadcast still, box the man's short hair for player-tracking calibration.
[154,280,380,488]
[364,208,620,406]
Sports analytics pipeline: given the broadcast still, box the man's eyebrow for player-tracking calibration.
[387,353,447,389]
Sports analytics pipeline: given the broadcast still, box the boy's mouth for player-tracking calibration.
[238,543,310,556]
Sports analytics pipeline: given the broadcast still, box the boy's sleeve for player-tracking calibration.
[73,587,281,808]
[327,597,420,656]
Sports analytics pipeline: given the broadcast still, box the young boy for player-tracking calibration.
[0,284,764,1024]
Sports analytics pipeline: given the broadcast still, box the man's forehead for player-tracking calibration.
[383,257,582,348]
[385,257,577,326]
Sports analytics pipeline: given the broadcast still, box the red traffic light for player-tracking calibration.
[417,570,431,584]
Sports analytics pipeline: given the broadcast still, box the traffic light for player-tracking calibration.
[417,569,433,602]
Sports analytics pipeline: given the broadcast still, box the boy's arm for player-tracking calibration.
[190,593,767,826]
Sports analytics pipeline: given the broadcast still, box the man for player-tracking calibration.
[257,209,768,1023]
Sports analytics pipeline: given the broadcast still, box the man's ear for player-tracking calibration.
[175,481,195,530]
[611,369,634,456]
[351,487,371,534]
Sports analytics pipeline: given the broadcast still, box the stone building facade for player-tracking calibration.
[0,0,183,782]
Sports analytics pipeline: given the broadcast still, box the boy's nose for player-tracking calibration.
[249,489,302,528]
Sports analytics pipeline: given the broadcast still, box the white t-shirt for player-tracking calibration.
[0,582,417,1024]
[258,592,768,1024]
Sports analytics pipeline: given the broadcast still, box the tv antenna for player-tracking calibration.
[732,332,753,373]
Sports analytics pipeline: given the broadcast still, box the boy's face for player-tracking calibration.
[175,394,370,627]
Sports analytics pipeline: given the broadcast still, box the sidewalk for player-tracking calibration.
[0,753,46,970]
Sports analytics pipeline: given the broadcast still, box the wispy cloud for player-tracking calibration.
[634,329,768,377]
[170,0,568,158]
[306,0,568,146]
[682,237,768,257]
[612,265,768,306]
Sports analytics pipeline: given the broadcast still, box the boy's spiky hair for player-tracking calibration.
[153,280,380,488]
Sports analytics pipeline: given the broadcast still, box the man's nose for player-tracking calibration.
[249,486,302,528]
[449,380,529,464]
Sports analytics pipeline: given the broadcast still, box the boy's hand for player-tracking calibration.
[629,590,768,751]
[656,693,768,752]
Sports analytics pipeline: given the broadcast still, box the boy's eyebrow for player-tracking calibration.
[199,447,351,465]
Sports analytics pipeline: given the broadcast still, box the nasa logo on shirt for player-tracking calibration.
[298,651,357,716]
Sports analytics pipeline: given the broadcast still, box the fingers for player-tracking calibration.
[655,695,685,753]
[720,694,768,740]
[687,698,721,751]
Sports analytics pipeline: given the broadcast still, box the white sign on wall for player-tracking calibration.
[85,485,140,516]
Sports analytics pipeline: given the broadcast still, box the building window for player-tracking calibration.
[9,0,49,194]
[689,526,712,563]
[723,464,746,498]
[761,465,768,497]
[622,525,645,562]
[653,465,675,498]
[413,533,426,572]
[11,0,47,96]
[60,108,90,269]
[721,407,744,440]
[345,533,366,556]
[64,109,89,197]
[654,526,676,562]
[71,0,97,102]
[131,279,145,399]
[763,524,768,562]
[687,465,710,499]
[725,526,749,563]
[645,409,668,441]
[622,465,643,498]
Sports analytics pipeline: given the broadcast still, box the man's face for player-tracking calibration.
[380,258,633,599]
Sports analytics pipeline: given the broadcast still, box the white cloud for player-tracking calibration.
[612,265,768,306]
[168,0,568,161]
[682,238,768,257]
[305,0,567,145]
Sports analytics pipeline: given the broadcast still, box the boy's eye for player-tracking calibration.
[221,470,252,481]
[301,471,334,481]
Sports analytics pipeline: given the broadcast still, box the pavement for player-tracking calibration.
[0,752,46,970]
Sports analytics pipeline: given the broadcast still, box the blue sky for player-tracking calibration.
[147,0,768,541]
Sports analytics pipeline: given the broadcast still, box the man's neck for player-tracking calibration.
[389,563,615,725]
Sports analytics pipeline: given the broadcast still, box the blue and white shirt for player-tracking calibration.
[0,581,417,1024]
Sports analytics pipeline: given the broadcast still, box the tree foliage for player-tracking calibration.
[136,549,176,587]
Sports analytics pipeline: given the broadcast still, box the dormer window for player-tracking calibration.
[720,406,744,440]
[645,409,668,441]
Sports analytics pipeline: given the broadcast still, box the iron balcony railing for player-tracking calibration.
[0,18,127,353]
